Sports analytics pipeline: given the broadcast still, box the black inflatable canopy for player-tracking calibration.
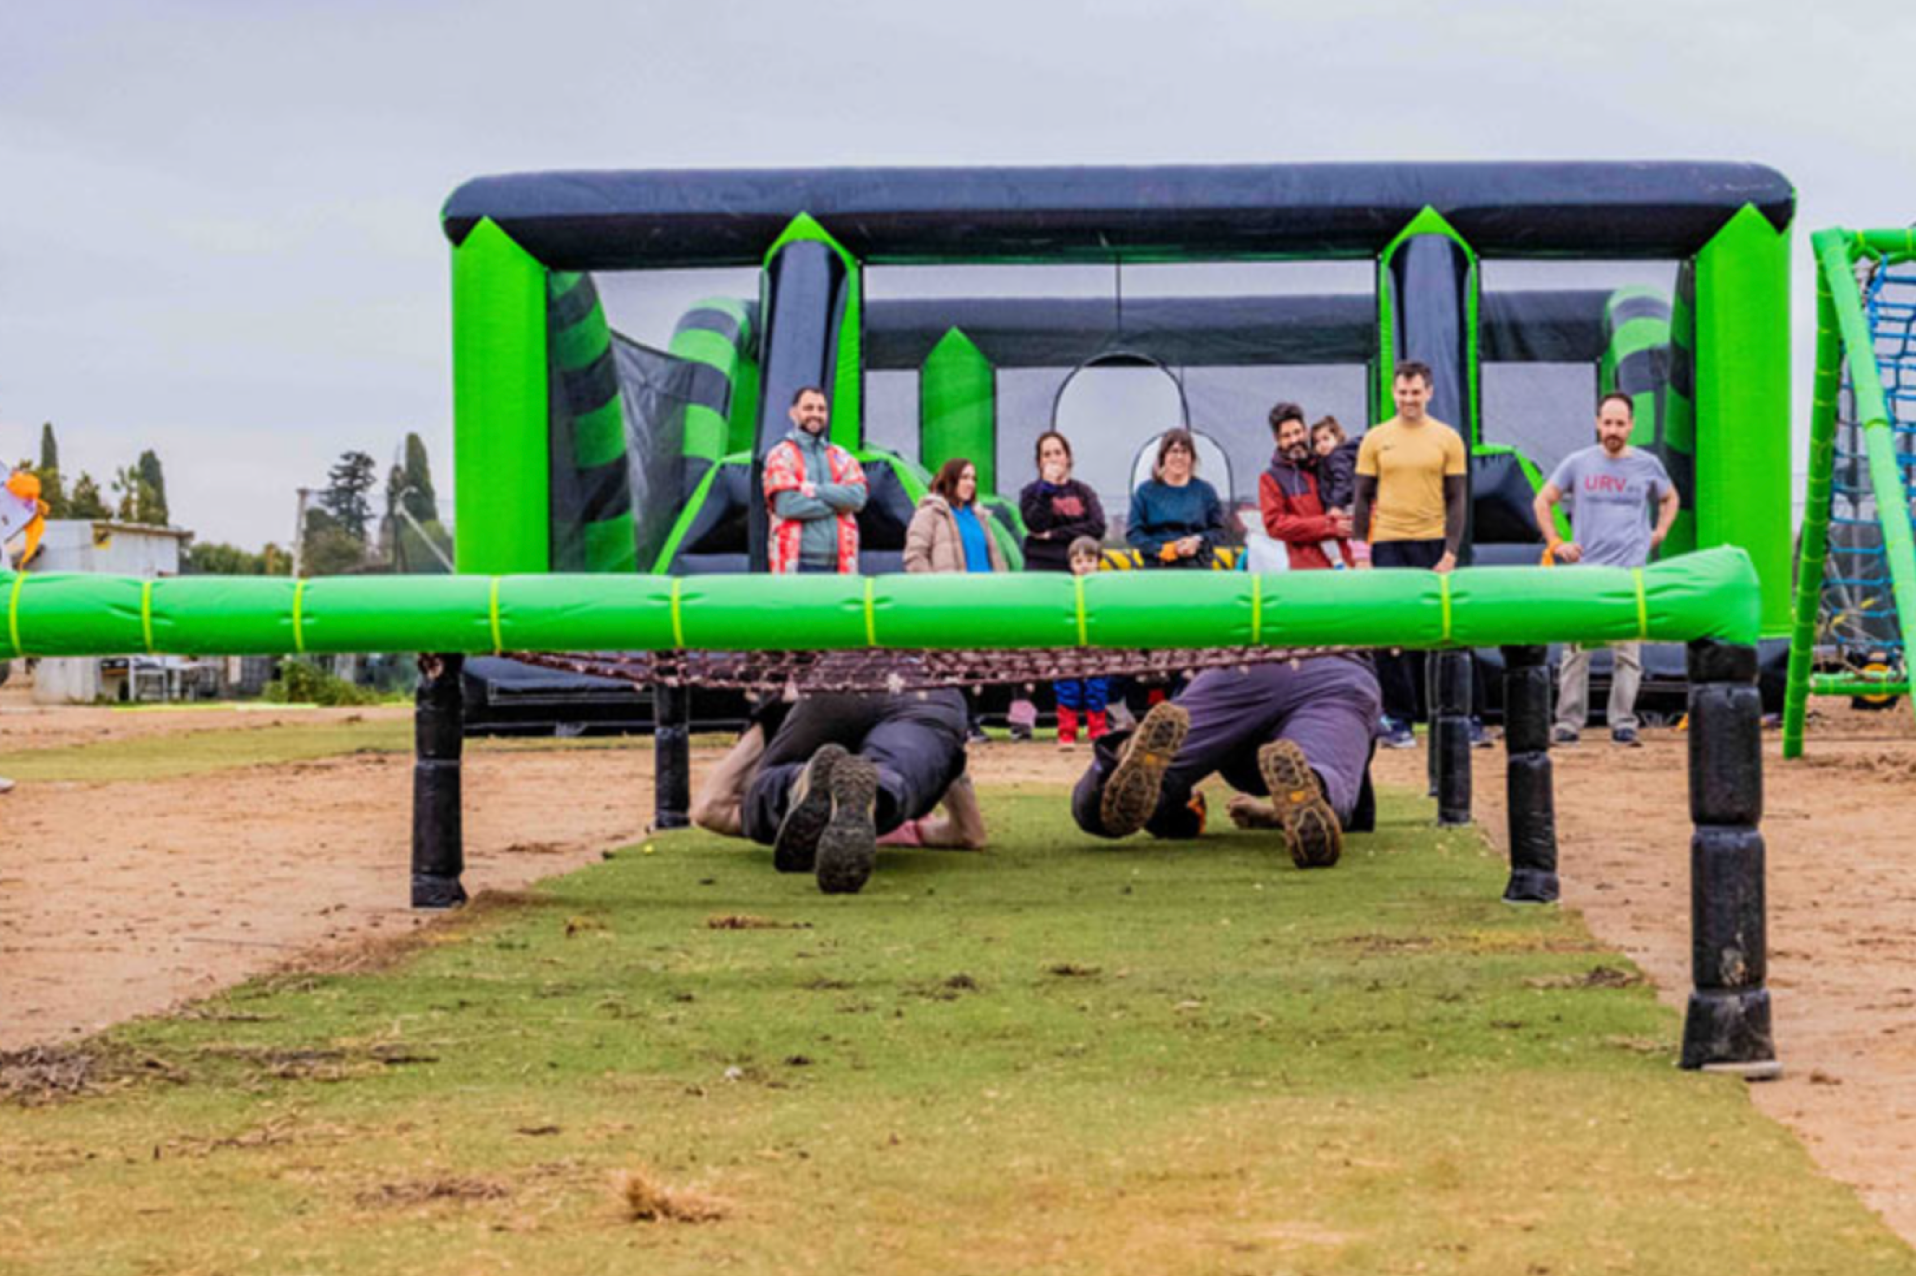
[443,163,1793,270]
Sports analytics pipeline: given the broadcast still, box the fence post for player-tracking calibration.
[1432,650,1473,826]
[1500,644,1559,903]
[654,683,692,830]
[411,653,466,909]
[1680,639,1779,1075]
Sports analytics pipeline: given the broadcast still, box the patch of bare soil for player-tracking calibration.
[6,700,1916,1246]
[1379,699,1916,1243]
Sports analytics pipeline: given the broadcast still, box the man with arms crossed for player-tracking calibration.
[1352,361,1469,749]
[1533,393,1680,747]
[763,387,868,574]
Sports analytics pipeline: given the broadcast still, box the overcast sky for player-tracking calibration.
[2,0,1912,549]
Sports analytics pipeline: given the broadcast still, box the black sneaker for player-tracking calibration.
[1550,726,1580,746]
[1257,739,1342,869]
[1098,702,1190,837]
[1611,726,1641,747]
[773,744,846,873]
[815,755,879,895]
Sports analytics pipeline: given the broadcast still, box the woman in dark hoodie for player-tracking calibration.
[1019,430,1106,572]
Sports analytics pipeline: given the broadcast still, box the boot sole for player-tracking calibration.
[815,756,879,895]
[1099,703,1190,837]
[1258,739,1342,869]
[773,744,845,874]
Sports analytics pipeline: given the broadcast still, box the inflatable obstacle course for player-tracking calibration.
[442,162,1794,626]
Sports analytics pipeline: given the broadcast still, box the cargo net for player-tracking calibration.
[520,644,1356,695]
[1822,258,1916,666]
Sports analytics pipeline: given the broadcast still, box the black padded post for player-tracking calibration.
[1500,645,1559,903]
[1680,640,1778,1075]
[411,653,466,910]
[654,683,692,830]
[1424,652,1440,798]
[1432,650,1472,826]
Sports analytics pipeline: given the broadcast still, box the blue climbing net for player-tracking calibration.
[1822,260,1916,664]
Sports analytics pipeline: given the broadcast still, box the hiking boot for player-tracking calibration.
[1257,739,1342,869]
[815,754,880,895]
[1611,726,1641,747]
[1098,702,1190,837]
[1551,726,1580,746]
[773,744,846,873]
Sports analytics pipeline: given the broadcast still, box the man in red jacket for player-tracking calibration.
[1258,403,1353,570]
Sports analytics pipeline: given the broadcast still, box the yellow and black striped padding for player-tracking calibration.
[1098,546,1244,572]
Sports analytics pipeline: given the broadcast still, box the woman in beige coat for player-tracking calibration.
[904,459,1009,574]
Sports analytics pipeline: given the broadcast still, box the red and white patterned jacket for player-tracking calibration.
[762,434,866,574]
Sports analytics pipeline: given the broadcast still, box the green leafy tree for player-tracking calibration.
[135,449,169,525]
[111,465,167,525]
[32,424,68,518]
[320,451,377,542]
[300,506,367,576]
[185,541,266,575]
[67,471,111,519]
[402,432,437,522]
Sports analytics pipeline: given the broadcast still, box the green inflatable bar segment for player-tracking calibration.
[453,218,550,575]
[0,548,1762,661]
[1693,203,1792,637]
[920,328,997,493]
[1783,238,1850,757]
[764,213,863,450]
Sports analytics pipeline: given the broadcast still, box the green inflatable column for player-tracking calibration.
[1659,268,1699,559]
[1693,205,1792,637]
[451,218,549,574]
[920,328,997,493]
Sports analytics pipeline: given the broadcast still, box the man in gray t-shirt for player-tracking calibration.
[1533,393,1681,746]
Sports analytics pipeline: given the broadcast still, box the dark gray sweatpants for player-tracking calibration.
[742,690,968,844]
[1072,654,1381,839]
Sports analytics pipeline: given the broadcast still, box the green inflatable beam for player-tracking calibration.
[0,548,1759,660]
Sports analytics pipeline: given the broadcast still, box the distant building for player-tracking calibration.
[31,520,200,704]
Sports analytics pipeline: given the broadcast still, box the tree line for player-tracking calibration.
[19,424,452,577]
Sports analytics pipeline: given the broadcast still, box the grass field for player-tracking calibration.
[3,786,1910,1275]
[0,718,676,783]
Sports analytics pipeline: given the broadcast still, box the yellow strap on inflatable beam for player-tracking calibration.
[1074,575,1087,647]
[140,580,155,654]
[1633,568,1649,640]
[1439,573,1453,644]
[670,578,685,649]
[488,577,504,654]
[6,572,23,656]
[292,579,308,655]
[864,577,877,645]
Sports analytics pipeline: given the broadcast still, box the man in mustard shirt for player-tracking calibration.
[1353,361,1469,748]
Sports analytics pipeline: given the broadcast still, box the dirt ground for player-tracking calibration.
[4,690,1916,1245]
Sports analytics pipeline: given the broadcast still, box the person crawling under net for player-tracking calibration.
[690,689,984,895]
[1070,654,1381,867]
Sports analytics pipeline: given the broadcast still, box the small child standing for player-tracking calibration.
[1312,416,1365,568]
[1054,535,1112,749]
